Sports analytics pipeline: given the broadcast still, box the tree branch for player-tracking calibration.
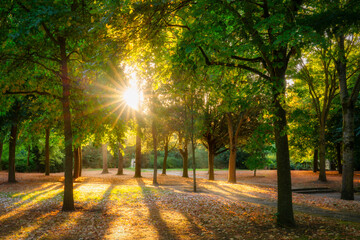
[198,46,270,80]
[231,55,263,62]
[27,58,60,77]
[4,90,62,100]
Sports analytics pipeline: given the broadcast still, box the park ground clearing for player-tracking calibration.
[0,169,359,239]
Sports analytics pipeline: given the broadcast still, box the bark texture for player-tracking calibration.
[272,72,295,227]
[208,144,215,180]
[337,35,359,200]
[60,37,74,211]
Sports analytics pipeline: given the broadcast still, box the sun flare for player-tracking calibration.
[123,87,140,110]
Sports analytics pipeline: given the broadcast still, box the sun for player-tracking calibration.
[123,86,140,110]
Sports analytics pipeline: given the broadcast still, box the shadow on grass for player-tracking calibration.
[0,183,74,238]
[136,178,179,240]
[58,183,116,240]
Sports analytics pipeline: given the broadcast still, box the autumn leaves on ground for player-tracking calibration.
[0,170,359,240]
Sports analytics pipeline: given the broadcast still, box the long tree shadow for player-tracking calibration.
[55,183,116,239]
[198,181,360,223]
[0,183,79,238]
[10,184,64,209]
[136,178,180,240]
[147,181,270,239]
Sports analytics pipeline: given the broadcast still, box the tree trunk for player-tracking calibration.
[134,123,142,178]
[227,113,237,183]
[180,144,189,178]
[313,148,318,172]
[73,147,80,179]
[0,140,3,171]
[337,143,342,174]
[79,146,82,177]
[152,121,158,185]
[117,142,124,175]
[45,128,50,176]
[254,169,256,177]
[8,124,18,183]
[191,134,196,192]
[59,37,74,211]
[181,150,189,178]
[341,105,355,200]
[27,145,30,167]
[318,126,327,181]
[228,144,237,183]
[190,97,196,192]
[101,144,109,174]
[162,137,169,175]
[272,74,295,226]
[337,35,356,200]
[208,144,215,180]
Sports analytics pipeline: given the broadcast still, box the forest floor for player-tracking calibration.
[0,169,359,240]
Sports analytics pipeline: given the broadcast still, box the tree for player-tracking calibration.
[296,46,339,181]
[305,0,360,200]
[1,0,97,211]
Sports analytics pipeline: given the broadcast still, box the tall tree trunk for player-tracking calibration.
[341,105,355,200]
[191,134,196,192]
[117,142,124,175]
[59,37,74,211]
[162,136,169,175]
[179,141,189,178]
[73,147,80,179]
[190,97,196,192]
[208,143,215,180]
[27,145,30,167]
[272,73,295,226]
[318,126,327,181]
[337,143,342,174]
[134,123,142,178]
[337,35,358,200]
[101,144,109,174]
[45,128,50,176]
[313,148,318,172]
[227,113,237,183]
[8,124,18,183]
[79,146,82,177]
[0,140,3,171]
[152,121,158,185]
[228,143,237,183]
